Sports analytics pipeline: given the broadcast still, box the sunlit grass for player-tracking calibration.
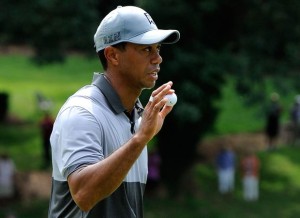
[0,54,100,120]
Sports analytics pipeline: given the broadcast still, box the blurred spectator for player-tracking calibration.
[40,112,54,167]
[215,143,236,195]
[265,92,282,150]
[36,91,53,112]
[240,149,260,201]
[290,95,300,146]
[0,153,16,201]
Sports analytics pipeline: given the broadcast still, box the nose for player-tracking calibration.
[151,52,163,65]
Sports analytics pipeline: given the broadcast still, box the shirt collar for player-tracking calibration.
[92,73,144,116]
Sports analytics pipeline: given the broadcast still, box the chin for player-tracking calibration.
[147,82,156,89]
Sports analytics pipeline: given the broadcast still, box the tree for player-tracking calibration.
[140,0,300,194]
[28,0,99,63]
[0,0,100,63]
[233,0,300,100]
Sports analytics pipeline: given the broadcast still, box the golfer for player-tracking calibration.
[48,5,180,218]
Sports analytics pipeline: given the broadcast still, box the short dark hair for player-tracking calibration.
[97,42,127,70]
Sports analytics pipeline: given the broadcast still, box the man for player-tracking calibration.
[265,92,281,150]
[40,112,54,167]
[216,144,236,195]
[48,5,180,218]
[240,149,260,201]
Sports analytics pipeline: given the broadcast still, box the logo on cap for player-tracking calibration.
[144,13,155,25]
[103,32,121,45]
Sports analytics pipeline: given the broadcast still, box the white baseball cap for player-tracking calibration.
[94,6,180,52]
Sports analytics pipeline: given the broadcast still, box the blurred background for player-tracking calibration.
[1,0,300,217]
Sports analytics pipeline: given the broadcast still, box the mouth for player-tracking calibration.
[148,69,159,80]
[151,72,158,77]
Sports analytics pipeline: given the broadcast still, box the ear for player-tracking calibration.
[104,47,119,66]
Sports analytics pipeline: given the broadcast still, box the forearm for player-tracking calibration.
[68,133,148,212]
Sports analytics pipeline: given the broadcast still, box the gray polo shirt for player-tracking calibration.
[48,73,147,218]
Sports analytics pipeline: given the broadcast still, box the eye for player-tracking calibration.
[157,45,161,53]
[142,44,161,54]
[144,47,151,52]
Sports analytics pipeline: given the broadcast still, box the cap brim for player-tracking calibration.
[127,29,180,45]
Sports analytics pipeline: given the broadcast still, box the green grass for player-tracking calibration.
[1,54,300,217]
[0,54,100,120]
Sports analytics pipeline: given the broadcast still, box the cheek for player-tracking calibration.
[124,56,147,72]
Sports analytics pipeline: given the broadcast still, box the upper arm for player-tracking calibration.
[52,106,104,179]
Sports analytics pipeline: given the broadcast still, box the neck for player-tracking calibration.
[104,72,141,112]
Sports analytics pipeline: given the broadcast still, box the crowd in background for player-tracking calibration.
[215,143,260,202]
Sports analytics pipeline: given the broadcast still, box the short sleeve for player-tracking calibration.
[51,106,104,179]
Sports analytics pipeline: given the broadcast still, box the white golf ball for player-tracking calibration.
[165,93,177,106]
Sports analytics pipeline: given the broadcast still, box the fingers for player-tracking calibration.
[148,81,174,107]
[159,103,173,118]
[150,81,173,97]
[138,82,175,140]
[146,81,176,120]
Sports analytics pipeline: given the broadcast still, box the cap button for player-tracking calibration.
[117,6,122,8]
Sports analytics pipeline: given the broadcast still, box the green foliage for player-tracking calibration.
[214,78,264,135]
[30,0,99,63]
[0,0,99,63]
[260,148,300,192]
[227,0,300,102]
